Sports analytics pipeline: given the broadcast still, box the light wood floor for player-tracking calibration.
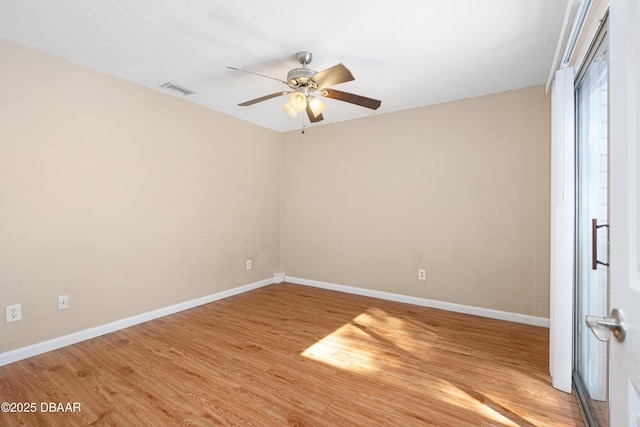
[0,283,584,426]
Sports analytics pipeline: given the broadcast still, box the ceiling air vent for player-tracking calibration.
[159,82,195,96]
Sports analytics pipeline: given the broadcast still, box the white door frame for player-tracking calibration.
[608,0,640,425]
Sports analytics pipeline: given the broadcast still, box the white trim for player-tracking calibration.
[546,0,592,94]
[561,0,593,68]
[0,278,274,367]
[286,276,550,328]
[549,67,576,394]
[546,0,582,93]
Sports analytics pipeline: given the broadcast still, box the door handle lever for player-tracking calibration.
[585,308,626,343]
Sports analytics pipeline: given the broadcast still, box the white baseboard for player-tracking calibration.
[286,276,550,328]
[0,278,274,367]
[1,275,549,367]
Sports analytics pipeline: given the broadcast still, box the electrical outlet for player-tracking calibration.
[58,295,70,310]
[418,269,426,281]
[6,304,22,323]
[246,259,252,270]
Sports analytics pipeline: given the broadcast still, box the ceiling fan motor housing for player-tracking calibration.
[287,68,317,89]
[287,51,317,89]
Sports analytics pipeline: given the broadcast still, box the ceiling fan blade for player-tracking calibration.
[322,89,381,110]
[312,64,355,88]
[226,66,288,85]
[238,91,289,106]
[306,104,324,123]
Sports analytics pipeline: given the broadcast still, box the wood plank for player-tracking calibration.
[0,283,584,426]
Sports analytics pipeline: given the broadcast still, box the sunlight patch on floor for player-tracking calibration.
[300,307,436,372]
[300,307,543,426]
[435,379,521,427]
[301,322,381,372]
[472,366,565,426]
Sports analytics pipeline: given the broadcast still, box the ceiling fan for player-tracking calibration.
[227,51,381,123]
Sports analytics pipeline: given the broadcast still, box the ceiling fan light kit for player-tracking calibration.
[287,92,307,112]
[228,51,381,124]
[282,101,297,118]
[307,97,326,117]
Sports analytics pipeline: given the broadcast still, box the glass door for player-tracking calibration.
[573,20,609,427]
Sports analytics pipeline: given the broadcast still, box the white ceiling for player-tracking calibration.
[0,0,565,132]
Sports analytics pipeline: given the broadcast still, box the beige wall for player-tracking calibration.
[1,38,552,355]
[281,86,551,317]
[0,39,281,352]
